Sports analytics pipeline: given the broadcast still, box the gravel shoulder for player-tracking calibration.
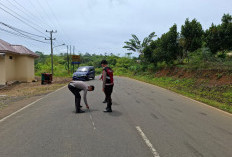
[0,77,71,119]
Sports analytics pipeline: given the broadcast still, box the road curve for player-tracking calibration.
[0,76,232,157]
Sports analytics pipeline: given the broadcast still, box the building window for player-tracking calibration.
[9,56,13,59]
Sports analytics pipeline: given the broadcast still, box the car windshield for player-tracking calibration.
[77,67,88,72]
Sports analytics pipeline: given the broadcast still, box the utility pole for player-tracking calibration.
[73,46,75,72]
[67,45,69,74]
[70,45,72,73]
[45,30,57,76]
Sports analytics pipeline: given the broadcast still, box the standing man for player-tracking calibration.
[99,74,107,103]
[101,60,114,112]
[68,81,94,113]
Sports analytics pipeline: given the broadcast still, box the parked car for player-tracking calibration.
[72,66,95,80]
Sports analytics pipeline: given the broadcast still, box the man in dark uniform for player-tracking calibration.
[68,81,94,113]
[101,60,114,112]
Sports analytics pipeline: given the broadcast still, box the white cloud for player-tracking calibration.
[0,0,231,55]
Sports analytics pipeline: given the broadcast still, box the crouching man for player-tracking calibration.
[68,81,94,113]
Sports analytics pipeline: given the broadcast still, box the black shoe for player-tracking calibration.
[76,110,85,113]
[103,109,112,112]
[102,100,107,103]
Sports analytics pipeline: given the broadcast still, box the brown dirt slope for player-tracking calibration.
[155,67,232,87]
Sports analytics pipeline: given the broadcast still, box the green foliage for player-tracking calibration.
[34,14,232,78]
[115,57,134,69]
[220,14,232,50]
[187,48,212,69]
[181,18,204,56]
[157,24,179,64]
[144,24,179,65]
[123,32,156,54]
[222,88,232,104]
[35,51,47,65]
[204,24,222,54]
[216,51,227,59]
[135,13,232,70]
[95,68,102,75]
[205,14,232,53]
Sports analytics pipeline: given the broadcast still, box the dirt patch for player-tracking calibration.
[0,77,71,119]
[0,95,43,119]
[155,67,232,86]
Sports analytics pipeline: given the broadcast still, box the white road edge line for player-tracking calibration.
[136,126,160,157]
[0,85,67,123]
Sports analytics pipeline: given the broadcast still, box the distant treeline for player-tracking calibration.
[35,14,232,76]
[123,13,232,69]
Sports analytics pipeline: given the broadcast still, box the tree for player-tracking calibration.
[147,24,179,65]
[35,51,47,65]
[123,32,156,54]
[204,23,222,54]
[181,18,204,60]
[205,14,232,53]
[164,24,179,63]
[220,14,232,51]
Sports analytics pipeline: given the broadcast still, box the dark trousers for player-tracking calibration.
[68,84,81,111]
[105,85,114,110]
[103,92,107,102]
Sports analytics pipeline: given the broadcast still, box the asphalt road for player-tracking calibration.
[0,76,232,157]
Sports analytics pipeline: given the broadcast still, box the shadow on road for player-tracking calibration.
[72,108,99,114]
[107,110,122,117]
[113,102,120,106]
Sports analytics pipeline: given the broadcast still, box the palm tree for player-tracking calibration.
[123,32,156,54]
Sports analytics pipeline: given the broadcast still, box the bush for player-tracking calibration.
[95,68,102,75]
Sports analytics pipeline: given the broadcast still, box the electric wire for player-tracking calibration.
[0,22,46,38]
[0,0,69,53]
[0,27,49,44]
[7,0,54,30]
[44,0,71,45]
[0,1,49,38]
[30,0,68,48]
[0,4,48,38]
[28,0,56,30]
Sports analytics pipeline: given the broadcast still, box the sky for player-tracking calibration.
[0,0,232,56]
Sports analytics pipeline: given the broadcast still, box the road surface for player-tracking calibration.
[1,76,232,157]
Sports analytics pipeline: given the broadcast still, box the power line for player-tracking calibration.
[0,0,68,52]
[0,2,48,37]
[0,27,26,38]
[28,0,55,31]
[44,0,70,45]
[7,0,54,30]
[0,22,46,38]
[0,27,47,50]
[0,27,49,44]
[28,0,69,47]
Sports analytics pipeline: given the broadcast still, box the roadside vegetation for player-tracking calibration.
[35,14,232,113]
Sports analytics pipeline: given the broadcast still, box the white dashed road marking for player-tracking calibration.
[136,126,160,157]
